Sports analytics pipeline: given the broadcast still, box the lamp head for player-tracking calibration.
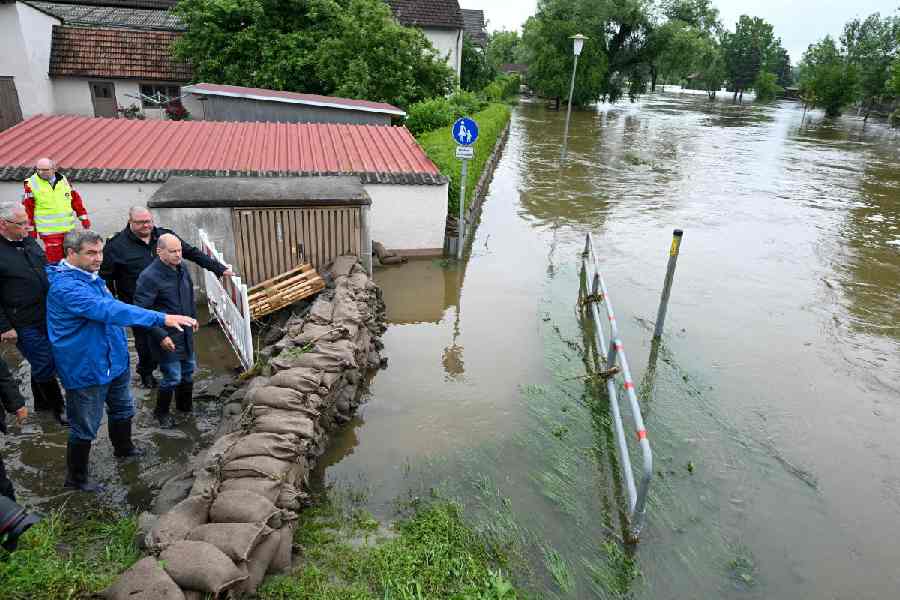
[571,33,588,57]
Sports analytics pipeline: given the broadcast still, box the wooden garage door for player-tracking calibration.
[233,206,361,286]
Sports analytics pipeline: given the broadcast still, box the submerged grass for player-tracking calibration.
[0,506,140,599]
[260,492,522,600]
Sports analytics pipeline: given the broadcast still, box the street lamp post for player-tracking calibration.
[561,33,588,161]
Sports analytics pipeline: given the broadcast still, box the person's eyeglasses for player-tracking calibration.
[131,219,153,225]
[3,219,30,227]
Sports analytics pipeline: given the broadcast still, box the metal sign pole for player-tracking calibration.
[457,159,468,260]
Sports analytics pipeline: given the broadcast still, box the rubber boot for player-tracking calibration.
[175,382,194,414]
[64,440,103,492]
[30,379,51,412]
[155,389,175,428]
[108,418,144,458]
[32,380,69,426]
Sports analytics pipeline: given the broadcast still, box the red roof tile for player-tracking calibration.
[49,25,191,81]
[0,116,444,185]
[184,83,406,116]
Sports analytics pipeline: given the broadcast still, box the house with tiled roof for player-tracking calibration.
[461,8,487,48]
[0,0,188,130]
[385,0,464,79]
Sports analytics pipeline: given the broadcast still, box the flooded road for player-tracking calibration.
[318,94,900,598]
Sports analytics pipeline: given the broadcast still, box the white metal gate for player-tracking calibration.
[199,229,254,371]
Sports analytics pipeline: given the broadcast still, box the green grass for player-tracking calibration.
[0,507,140,599]
[416,103,512,216]
[259,496,521,600]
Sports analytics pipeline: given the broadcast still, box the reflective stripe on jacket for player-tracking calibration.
[27,174,76,234]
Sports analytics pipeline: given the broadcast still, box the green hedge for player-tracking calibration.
[416,103,512,216]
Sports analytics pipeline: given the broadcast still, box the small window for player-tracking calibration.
[140,84,181,108]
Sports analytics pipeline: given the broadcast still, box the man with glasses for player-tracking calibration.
[100,207,231,388]
[23,158,91,263]
[0,201,68,425]
[47,229,198,491]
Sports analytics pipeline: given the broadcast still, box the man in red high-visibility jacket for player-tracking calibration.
[22,158,91,263]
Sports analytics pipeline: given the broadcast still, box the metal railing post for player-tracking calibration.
[653,229,683,339]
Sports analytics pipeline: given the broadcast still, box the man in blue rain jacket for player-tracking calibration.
[46,229,197,492]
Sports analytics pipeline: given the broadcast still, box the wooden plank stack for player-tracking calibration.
[248,263,325,319]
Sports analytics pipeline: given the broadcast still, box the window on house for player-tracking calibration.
[139,84,181,108]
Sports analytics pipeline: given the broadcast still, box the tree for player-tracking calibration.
[799,36,858,117]
[173,0,456,109]
[693,37,726,99]
[461,37,497,92]
[651,0,722,89]
[770,47,793,88]
[486,30,525,69]
[521,0,607,106]
[753,70,780,102]
[841,13,899,121]
[722,15,777,102]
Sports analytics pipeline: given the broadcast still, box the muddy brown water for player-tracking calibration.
[314,95,900,599]
[0,305,240,515]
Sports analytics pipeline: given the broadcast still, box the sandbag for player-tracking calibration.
[189,465,218,498]
[221,455,295,480]
[274,340,358,373]
[160,540,247,595]
[253,402,319,422]
[248,386,319,416]
[253,409,318,438]
[186,522,270,563]
[268,368,328,395]
[201,431,242,471]
[291,322,355,344]
[103,557,184,600]
[153,470,195,515]
[308,298,334,324]
[276,483,306,511]
[218,476,283,504]
[224,432,301,462]
[148,495,210,549]
[270,522,296,573]
[233,528,282,596]
[210,489,280,525]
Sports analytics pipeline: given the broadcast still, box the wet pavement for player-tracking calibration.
[1,305,240,514]
[316,94,900,598]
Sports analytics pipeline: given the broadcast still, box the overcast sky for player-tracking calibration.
[460,0,900,62]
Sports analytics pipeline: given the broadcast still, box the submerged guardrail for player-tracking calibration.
[580,233,653,542]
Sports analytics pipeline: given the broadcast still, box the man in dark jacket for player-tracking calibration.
[134,234,201,428]
[47,229,197,492]
[99,207,230,388]
[0,356,28,501]
[0,201,67,425]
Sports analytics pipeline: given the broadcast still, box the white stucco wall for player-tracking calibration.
[0,2,59,117]
[52,78,166,119]
[363,183,448,254]
[423,28,462,79]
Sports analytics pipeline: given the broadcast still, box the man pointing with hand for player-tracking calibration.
[46,230,197,492]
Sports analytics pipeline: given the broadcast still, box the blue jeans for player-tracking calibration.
[15,325,57,383]
[65,368,134,442]
[159,357,195,392]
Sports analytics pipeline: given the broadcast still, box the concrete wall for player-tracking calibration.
[182,93,392,126]
[423,27,462,79]
[0,2,59,117]
[364,182,447,254]
[53,78,166,119]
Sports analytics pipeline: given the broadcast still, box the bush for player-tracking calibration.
[483,74,521,102]
[405,91,488,135]
[754,71,781,103]
[416,103,512,216]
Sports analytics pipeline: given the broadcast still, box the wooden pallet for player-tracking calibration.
[248,263,325,319]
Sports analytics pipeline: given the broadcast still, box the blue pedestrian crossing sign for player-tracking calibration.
[452,117,479,146]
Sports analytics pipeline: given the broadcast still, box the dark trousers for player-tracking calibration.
[0,456,15,501]
[65,369,134,443]
[15,325,57,383]
[132,327,158,377]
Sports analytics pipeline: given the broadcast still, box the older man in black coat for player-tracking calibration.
[100,207,230,389]
[133,234,201,428]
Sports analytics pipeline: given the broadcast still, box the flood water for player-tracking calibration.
[317,94,900,599]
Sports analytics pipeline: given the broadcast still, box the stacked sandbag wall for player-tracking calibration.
[104,256,386,599]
